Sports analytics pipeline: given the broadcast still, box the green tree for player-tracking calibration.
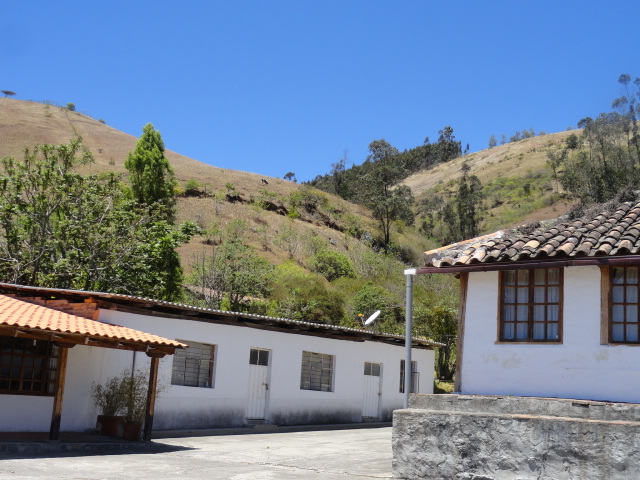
[268,261,345,324]
[361,140,415,249]
[0,140,193,300]
[311,249,357,282]
[488,135,497,148]
[66,103,76,111]
[1,90,16,98]
[415,305,457,380]
[125,123,177,222]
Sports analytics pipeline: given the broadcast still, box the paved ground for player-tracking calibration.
[0,427,393,479]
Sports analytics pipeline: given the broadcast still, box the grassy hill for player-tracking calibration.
[0,98,435,276]
[402,130,578,235]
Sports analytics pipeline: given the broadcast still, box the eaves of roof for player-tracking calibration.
[0,283,442,350]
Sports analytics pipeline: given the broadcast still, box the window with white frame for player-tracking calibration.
[300,351,334,392]
[171,340,215,388]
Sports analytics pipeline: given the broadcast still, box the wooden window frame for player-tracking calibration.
[0,336,60,396]
[498,268,563,343]
[171,340,215,388]
[300,351,334,392]
[606,266,640,345]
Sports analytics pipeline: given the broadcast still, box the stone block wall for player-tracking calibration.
[392,395,640,480]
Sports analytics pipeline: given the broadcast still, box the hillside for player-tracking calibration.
[0,98,430,273]
[402,130,579,234]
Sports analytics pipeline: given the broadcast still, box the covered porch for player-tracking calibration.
[0,292,185,442]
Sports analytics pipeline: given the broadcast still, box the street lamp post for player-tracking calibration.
[403,269,415,409]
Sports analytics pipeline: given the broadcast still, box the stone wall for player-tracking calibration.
[392,395,640,480]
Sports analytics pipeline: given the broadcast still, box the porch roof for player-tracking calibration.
[0,293,185,355]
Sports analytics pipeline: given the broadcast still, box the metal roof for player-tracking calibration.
[0,283,442,349]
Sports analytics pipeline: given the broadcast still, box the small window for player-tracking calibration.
[499,268,563,342]
[249,348,269,366]
[399,360,418,393]
[171,340,215,388]
[364,362,381,376]
[0,336,59,395]
[610,266,640,343]
[300,351,334,392]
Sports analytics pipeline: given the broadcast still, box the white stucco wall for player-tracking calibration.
[2,311,434,432]
[461,266,640,403]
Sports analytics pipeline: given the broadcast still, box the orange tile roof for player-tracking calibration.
[0,294,185,348]
[425,200,640,268]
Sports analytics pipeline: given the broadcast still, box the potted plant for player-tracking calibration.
[121,370,150,441]
[91,375,127,436]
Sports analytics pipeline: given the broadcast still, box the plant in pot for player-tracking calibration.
[122,369,153,441]
[91,375,127,436]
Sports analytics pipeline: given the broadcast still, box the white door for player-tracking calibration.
[247,348,270,420]
[362,362,381,418]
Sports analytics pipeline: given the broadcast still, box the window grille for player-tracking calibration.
[171,340,215,388]
[0,336,59,395]
[300,351,334,392]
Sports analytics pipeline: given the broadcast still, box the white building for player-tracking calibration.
[411,200,640,403]
[0,283,437,435]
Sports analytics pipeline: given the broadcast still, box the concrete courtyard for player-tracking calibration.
[0,427,393,479]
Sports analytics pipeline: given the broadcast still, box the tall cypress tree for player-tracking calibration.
[125,123,177,222]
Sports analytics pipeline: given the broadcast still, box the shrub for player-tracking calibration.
[311,249,356,282]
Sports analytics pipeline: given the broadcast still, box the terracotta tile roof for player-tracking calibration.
[425,200,640,268]
[0,294,185,348]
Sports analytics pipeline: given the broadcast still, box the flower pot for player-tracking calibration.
[98,415,122,436]
[123,422,142,441]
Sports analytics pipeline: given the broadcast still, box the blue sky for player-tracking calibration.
[4,1,640,181]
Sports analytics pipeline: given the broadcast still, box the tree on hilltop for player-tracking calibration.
[1,90,16,98]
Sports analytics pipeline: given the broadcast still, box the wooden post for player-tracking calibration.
[143,354,162,442]
[49,344,70,441]
[454,272,469,393]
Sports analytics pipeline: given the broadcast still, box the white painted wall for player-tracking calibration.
[461,266,640,403]
[1,311,434,432]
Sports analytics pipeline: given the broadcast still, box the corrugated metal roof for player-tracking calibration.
[0,283,441,349]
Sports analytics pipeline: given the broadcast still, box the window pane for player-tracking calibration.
[503,271,516,285]
[628,267,638,285]
[613,268,625,284]
[503,305,515,322]
[372,363,381,376]
[627,305,638,323]
[534,287,545,303]
[612,305,625,322]
[547,323,559,340]
[503,287,515,303]
[517,287,528,303]
[612,324,625,342]
[503,323,515,340]
[516,323,528,339]
[533,305,546,321]
[612,286,625,303]
[517,270,529,285]
[533,322,545,340]
[260,350,268,365]
[547,268,560,285]
[547,305,559,322]
[534,269,546,285]
[547,286,559,304]
[626,324,639,342]
[627,286,638,303]
[517,305,529,321]
[249,349,258,365]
